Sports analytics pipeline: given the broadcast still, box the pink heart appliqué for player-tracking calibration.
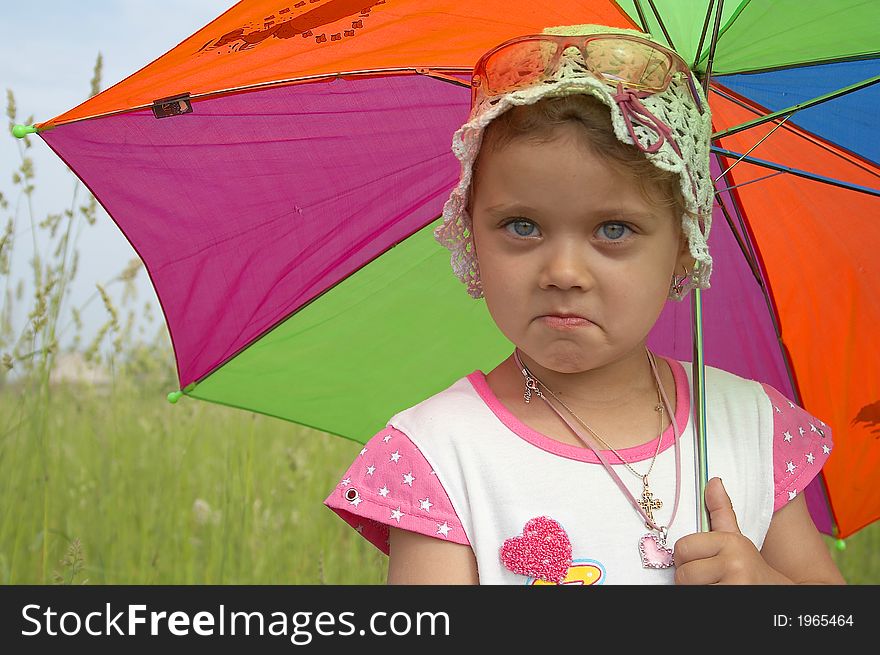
[639,533,674,569]
[500,516,572,583]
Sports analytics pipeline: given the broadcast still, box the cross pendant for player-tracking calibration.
[637,477,663,529]
[523,376,541,404]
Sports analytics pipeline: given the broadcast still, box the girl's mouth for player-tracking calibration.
[539,315,593,329]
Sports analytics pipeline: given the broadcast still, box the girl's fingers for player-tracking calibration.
[674,556,722,585]
[705,477,742,534]
[673,532,724,565]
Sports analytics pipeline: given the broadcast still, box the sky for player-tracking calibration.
[0,1,223,354]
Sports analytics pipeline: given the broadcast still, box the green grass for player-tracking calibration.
[0,377,386,584]
[0,376,876,585]
[828,523,880,585]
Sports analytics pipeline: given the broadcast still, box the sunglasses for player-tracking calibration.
[471,33,703,114]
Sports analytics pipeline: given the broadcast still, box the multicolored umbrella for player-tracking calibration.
[14,0,879,542]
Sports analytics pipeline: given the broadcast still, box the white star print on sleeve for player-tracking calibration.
[323,426,469,555]
[760,383,834,512]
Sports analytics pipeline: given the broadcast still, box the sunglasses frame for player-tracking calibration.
[471,33,703,113]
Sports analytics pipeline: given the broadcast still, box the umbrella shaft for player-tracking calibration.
[692,287,710,532]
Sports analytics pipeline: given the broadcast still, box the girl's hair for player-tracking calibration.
[468,94,688,225]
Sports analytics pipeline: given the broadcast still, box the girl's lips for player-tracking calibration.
[540,315,593,329]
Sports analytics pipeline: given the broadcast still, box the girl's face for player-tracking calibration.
[471,123,693,375]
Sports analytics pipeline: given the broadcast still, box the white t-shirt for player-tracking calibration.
[325,356,832,584]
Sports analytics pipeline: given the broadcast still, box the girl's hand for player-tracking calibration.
[673,477,792,585]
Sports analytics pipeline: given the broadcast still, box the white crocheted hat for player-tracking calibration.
[434,24,714,301]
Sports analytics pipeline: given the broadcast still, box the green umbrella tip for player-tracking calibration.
[11,124,37,139]
[167,390,184,404]
[834,539,846,551]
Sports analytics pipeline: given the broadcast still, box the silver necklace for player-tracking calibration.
[531,351,666,528]
[514,348,682,568]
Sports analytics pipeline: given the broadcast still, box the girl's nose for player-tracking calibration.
[538,243,598,291]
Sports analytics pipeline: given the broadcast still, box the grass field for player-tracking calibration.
[0,375,875,586]
[0,377,386,585]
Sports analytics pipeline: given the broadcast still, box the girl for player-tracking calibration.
[324,24,845,585]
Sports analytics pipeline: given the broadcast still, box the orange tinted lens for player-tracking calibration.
[481,40,558,96]
[583,38,673,91]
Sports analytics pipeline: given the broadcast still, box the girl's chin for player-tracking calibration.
[515,345,604,373]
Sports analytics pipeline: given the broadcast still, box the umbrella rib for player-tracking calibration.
[713,187,763,286]
[712,74,880,140]
[710,147,880,196]
[694,0,754,70]
[718,53,880,78]
[646,0,676,51]
[693,0,717,70]
[36,67,472,130]
[711,158,774,335]
[711,83,880,174]
[701,0,726,93]
[631,0,651,32]
[714,170,784,193]
[713,115,791,181]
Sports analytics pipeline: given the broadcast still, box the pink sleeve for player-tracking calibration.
[323,426,470,555]
[761,383,834,512]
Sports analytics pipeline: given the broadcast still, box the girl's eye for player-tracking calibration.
[503,219,539,238]
[597,222,633,242]
[501,219,634,242]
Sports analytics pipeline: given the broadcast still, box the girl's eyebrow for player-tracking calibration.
[485,202,659,221]
[484,203,541,215]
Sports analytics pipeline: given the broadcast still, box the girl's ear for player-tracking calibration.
[677,230,696,272]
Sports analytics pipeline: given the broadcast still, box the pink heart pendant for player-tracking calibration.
[500,516,572,583]
[639,533,674,569]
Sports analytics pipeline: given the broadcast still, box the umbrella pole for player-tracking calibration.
[692,0,721,534]
[692,280,710,532]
